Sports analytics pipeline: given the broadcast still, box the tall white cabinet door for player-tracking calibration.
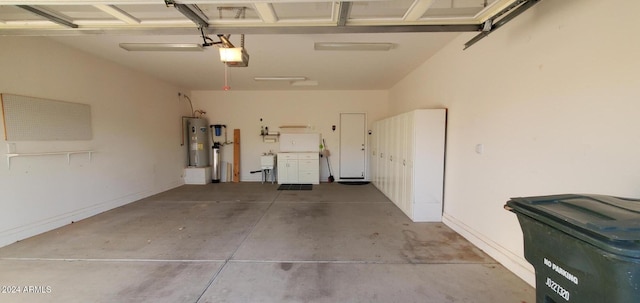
[391,114,404,212]
[402,112,415,218]
[388,116,398,205]
[380,118,390,197]
[412,109,446,222]
[378,119,385,194]
[371,122,379,187]
[387,116,397,200]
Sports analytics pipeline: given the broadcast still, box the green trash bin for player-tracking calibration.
[505,194,640,303]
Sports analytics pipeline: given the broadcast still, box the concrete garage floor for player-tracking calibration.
[0,183,534,302]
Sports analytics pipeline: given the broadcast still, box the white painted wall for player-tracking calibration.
[0,37,187,248]
[190,90,388,182]
[389,0,640,286]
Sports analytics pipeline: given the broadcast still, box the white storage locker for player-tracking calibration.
[371,109,446,222]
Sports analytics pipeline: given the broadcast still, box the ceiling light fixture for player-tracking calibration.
[254,77,307,81]
[219,47,249,67]
[314,42,394,51]
[219,48,243,62]
[119,43,204,51]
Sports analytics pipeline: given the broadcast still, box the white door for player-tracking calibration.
[285,160,299,183]
[339,113,366,179]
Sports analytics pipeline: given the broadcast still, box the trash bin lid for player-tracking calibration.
[506,194,640,258]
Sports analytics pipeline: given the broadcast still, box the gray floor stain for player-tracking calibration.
[280,262,293,271]
[400,229,490,263]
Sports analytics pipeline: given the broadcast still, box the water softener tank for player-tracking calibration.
[188,118,209,167]
[212,142,221,183]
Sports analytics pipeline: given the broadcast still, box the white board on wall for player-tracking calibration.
[1,93,92,141]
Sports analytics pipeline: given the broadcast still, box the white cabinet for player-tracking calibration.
[277,152,319,184]
[371,109,446,222]
[279,133,320,152]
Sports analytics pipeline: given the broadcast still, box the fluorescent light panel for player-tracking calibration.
[119,43,203,51]
[254,76,307,81]
[314,42,394,51]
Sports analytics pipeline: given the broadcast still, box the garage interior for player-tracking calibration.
[1,0,639,302]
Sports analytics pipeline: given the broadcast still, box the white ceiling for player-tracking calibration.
[0,0,518,91]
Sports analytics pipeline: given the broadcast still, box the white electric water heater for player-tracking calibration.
[187,118,209,167]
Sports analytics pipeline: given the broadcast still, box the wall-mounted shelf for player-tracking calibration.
[261,131,280,143]
[262,134,279,143]
[279,125,313,134]
[6,150,94,169]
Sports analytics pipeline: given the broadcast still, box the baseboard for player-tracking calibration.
[442,213,536,287]
[0,180,183,248]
